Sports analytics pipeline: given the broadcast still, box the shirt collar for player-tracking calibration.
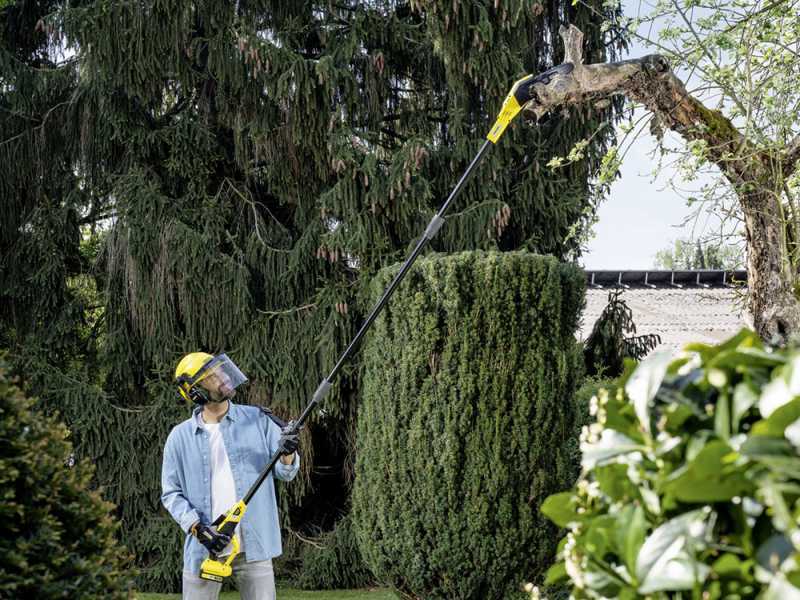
[192,401,237,433]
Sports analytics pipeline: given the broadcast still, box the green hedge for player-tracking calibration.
[352,251,585,600]
[542,329,800,598]
[0,363,133,599]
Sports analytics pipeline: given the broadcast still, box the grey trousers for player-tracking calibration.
[182,553,276,600]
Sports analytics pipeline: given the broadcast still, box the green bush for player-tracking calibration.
[0,364,134,599]
[352,251,586,600]
[541,329,800,599]
[565,377,617,482]
[297,514,375,590]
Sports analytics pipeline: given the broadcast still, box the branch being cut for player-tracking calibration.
[530,25,800,342]
[525,25,750,185]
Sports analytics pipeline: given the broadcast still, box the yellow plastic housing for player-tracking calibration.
[200,534,241,582]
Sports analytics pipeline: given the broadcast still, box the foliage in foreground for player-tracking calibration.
[0,363,133,599]
[354,251,585,600]
[542,329,800,599]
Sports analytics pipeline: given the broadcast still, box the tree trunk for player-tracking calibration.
[525,25,800,342]
[741,191,800,340]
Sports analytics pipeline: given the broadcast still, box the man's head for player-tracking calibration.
[174,353,249,405]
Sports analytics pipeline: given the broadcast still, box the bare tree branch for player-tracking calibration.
[525,25,750,185]
[526,25,800,341]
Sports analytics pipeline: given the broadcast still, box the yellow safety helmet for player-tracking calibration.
[174,352,248,405]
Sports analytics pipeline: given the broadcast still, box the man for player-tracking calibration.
[162,352,300,600]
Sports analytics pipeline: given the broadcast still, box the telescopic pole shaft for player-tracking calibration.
[238,139,493,507]
[229,63,563,516]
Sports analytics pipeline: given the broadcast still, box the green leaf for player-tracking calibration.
[711,553,753,580]
[684,329,761,362]
[715,391,731,441]
[581,429,644,470]
[625,351,673,436]
[740,435,795,458]
[583,565,624,597]
[619,505,647,579]
[663,440,753,502]
[752,398,800,437]
[759,377,796,419]
[759,482,798,532]
[584,515,616,558]
[595,463,638,502]
[708,347,786,370]
[663,402,694,431]
[540,492,580,528]
[635,509,712,593]
[733,381,758,431]
[751,455,800,479]
[545,561,567,585]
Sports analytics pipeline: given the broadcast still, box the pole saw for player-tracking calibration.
[199,62,574,583]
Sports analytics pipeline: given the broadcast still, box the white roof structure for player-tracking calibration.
[579,270,750,352]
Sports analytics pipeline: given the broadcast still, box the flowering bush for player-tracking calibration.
[539,330,800,599]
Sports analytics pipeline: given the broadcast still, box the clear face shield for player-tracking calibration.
[194,354,249,402]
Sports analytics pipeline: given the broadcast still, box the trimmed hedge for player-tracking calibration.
[352,251,585,600]
[0,363,133,599]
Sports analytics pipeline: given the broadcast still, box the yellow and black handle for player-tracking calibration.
[196,63,572,583]
[199,500,247,582]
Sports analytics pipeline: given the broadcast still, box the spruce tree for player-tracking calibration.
[1,0,624,590]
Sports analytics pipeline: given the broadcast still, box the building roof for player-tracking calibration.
[579,270,750,352]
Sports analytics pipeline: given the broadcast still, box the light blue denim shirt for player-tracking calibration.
[161,402,299,574]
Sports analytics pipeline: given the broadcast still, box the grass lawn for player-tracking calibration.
[137,586,398,600]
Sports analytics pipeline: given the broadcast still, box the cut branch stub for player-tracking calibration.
[526,26,800,342]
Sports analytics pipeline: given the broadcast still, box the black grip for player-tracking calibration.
[217,519,237,537]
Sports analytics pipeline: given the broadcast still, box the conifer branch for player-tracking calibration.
[257,303,317,316]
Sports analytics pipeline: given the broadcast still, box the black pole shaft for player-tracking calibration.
[327,138,493,382]
[236,138,494,510]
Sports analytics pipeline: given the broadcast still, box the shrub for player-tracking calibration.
[583,289,660,377]
[541,329,800,598]
[564,377,618,482]
[297,513,375,590]
[352,251,585,600]
[0,363,134,599]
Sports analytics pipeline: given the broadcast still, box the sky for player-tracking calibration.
[579,2,721,270]
[580,115,704,269]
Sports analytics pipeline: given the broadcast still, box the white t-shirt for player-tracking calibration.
[203,421,243,556]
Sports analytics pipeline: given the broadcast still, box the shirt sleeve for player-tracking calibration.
[161,432,201,533]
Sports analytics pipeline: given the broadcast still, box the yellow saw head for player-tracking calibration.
[487,63,575,144]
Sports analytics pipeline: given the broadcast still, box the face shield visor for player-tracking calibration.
[193,354,249,401]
